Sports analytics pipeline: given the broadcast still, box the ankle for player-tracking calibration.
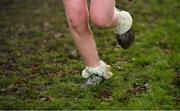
[113,7,133,34]
[86,59,101,68]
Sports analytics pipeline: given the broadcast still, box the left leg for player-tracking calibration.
[90,0,135,49]
[90,0,120,28]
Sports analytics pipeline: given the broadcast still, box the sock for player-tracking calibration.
[82,60,113,79]
[113,7,133,35]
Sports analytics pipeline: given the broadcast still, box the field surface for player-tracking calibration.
[0,0,179,110]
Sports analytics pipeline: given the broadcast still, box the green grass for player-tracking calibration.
[0,0,179,110]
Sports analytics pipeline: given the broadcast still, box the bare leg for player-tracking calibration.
[90,0,120,28]
[63,0,100,67]
[90,0,134,49]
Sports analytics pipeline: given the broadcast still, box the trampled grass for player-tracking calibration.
[0,0,179,110]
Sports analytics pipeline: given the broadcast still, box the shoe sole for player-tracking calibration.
[116,28,135,49]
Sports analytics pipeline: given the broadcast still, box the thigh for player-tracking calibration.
[90,0,116,17]
[63,0,89,21]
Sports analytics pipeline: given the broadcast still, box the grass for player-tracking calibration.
[0,0,179,110]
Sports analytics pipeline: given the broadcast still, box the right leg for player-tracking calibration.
[63,0,100,67]
[63,0,113,86]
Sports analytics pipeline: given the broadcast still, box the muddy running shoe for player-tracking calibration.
[82,60,113,87]
[113,6,135,49]
[83,75,104,87]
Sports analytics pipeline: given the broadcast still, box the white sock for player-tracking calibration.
[113,7,133,35]
[82,60,113,79]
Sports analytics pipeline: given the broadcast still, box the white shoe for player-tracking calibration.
[82,60,113,86]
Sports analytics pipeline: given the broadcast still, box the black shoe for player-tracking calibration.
[115,6,135,49]
[116,28,135,49]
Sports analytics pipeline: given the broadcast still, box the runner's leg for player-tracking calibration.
[63,0,100,67]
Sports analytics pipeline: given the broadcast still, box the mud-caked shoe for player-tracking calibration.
[82,60,113,87]
[83,75,104,87]
[113,7,135,49]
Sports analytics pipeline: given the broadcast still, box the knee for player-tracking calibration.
[90,11,113,28]
[69,16,85,32]
[67,11,88,34]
